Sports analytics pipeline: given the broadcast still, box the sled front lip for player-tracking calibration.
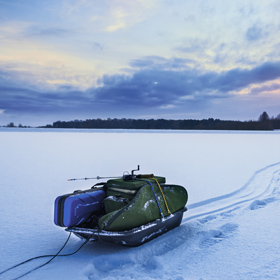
[66,207,187,246]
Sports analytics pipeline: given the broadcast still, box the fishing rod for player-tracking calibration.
[67,165,153,182]
[67,176,121,181]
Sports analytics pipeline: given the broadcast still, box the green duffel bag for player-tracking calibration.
[105,176,166,199]
[98,184,188,231]
[103,196,131,214]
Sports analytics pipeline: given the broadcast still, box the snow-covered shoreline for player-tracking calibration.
[1,127,280,134]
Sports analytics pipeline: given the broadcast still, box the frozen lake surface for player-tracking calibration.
[0,128,280,279]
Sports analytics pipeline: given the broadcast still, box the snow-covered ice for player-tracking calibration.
[0,128,280,279]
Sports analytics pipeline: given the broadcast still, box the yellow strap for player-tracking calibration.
[150,178,171,215]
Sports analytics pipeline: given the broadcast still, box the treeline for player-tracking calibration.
[3,122,30,128]
[45,112,280,130]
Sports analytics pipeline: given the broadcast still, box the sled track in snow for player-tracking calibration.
[83,163,280,280]
[182,162,280,224]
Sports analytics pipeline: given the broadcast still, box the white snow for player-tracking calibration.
[0,128,280,280]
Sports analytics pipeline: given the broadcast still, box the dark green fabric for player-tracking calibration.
[105,176,166,199]
[98,184,188,231]
[103,196,131,214]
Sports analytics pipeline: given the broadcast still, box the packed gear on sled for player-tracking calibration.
[54,166,188,246]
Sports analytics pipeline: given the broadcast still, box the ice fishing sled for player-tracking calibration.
[54,166,188,246]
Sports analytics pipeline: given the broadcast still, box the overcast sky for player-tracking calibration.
[1,0,280,126]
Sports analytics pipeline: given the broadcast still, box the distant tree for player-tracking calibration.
[258,111,270,122]
[257,111,274,130]
[271,113,280,129]
[7,122,15,127]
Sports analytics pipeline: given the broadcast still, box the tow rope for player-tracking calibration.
[0,232,90,280]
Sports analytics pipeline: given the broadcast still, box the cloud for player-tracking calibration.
[92,42,104,51]
[95,60,280,107]
[201,61,280,93]
[26,27,74,38]
[249,82,280,95]
[160,104,176,109]
[129,56,195,70]
[0,84,90,115]
[106,7,127,32]
[1,58,280,121]
[0,21,32,42]
[176,38,211,54]
[68,0,159,32]
[246,25,263,41]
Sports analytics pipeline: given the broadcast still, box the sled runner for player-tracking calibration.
[54,166,188,246]
[66,207,186,246]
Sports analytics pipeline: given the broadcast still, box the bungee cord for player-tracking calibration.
[150,178,171,215]
[136,178,164,219]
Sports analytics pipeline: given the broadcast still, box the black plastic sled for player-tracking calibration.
[66,207,187,246]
